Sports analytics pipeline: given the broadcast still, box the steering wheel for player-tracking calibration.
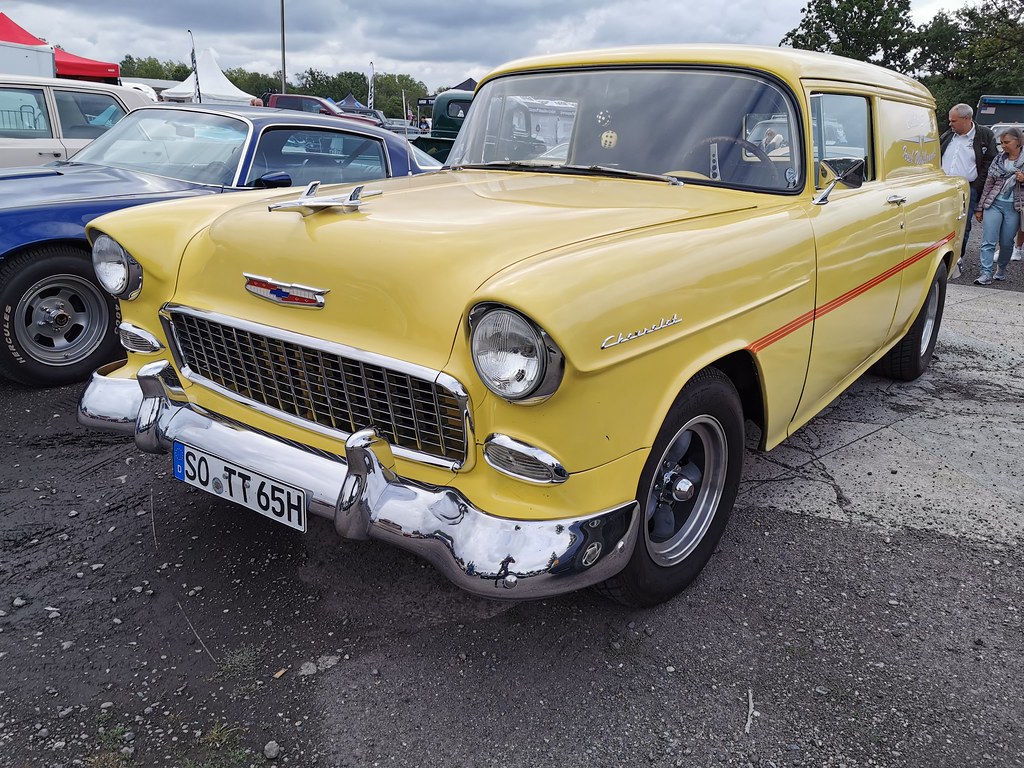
[677,136,780,185]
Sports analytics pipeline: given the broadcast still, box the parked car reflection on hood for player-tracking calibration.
[0,103,441,388]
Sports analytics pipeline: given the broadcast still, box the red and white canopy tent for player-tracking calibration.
[0,12,120,82]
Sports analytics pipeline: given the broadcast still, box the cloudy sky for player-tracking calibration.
[6,0,966,92]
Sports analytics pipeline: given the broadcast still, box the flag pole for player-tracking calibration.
[187,29,201,103]
[368,61,375,110]
[279,0,286,93]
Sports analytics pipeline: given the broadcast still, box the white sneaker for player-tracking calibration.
[1012,245,1023,262]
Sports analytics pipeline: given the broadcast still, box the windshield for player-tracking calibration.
[409,142,443,169]
[71,109,250,186]
[447,68,803,192]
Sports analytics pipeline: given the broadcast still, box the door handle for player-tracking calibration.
[38,151,62,157]
[886,194,907,206]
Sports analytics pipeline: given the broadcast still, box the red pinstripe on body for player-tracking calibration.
[746,231,956,354]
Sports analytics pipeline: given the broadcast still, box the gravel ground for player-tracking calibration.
[0,236,1021,767]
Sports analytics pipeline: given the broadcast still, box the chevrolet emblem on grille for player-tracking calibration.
[243,274,329,308]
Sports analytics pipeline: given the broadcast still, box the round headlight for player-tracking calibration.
[471,308,547,400]
[92,234,142,299]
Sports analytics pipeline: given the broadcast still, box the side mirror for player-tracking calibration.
[253,171,292,189]
[813,157,865,205]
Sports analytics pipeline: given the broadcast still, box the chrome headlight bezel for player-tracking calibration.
[468,304,564,404]
[92,233,143,300]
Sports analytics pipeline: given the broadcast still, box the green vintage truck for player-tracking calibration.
[413,88,552,163]
[412,89,473,162]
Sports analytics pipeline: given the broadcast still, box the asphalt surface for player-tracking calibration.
[0,244,1022,767]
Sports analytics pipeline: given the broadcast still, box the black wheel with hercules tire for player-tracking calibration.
[871,260,947,381]
[596,367,745,607]
[0,246,122,387]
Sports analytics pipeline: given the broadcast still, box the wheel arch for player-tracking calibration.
[647,348,764,456]
[0,236,92,267]
[708,349,764,438]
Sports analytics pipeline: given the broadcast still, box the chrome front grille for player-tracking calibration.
[166,308,468,465]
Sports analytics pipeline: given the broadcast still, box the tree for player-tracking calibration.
[371,72,429,118]
[953,0,1024,99]
[224,67,283,99]
[912,11,962,79]
[914,0,1024,124]
[781,0,917,71]
[117,52,429,117]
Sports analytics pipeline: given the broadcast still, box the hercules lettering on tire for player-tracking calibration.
[597,368,745,607]
[0,246,122,387]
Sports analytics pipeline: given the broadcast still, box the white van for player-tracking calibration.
[0,75,151,167]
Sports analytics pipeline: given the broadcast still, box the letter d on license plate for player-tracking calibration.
[173,442,307,532]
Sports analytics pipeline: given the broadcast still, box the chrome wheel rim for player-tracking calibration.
[644,414,728,567]
[918,278,940,358]
[13,275,109,366]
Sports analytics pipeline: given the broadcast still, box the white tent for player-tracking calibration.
[161,49,254,105]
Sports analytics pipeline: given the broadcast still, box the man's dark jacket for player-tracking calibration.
[940,123,997,196]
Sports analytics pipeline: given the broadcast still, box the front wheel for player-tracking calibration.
[597,367,745,607]
[871,260,947,381]
[0,247,122,387]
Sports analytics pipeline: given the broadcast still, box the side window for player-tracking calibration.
[248,128,387,186]
[0,87,53,138]
[810,93,872,187]
[53,90,127,139]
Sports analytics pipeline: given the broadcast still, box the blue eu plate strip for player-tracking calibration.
[173,442,185,480]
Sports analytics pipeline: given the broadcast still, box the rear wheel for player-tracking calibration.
[872,260,947,381]
[0,247,122,387]
[597,367,745,607]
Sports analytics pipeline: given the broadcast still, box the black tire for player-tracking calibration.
[871,260,947,381]
[596,367,745,607]
[0,246,122,387]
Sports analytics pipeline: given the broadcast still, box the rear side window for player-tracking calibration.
[53,90,127,139]
[275,96,320,113]
[810,93,872,185]
[247,127,388,186]
[0,87,52,139]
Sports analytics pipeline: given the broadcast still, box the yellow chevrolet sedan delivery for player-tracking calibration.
[79,46,967,606]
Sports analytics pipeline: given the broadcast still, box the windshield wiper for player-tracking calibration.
[450,160,682,185]
[448,160,540,171]
[559,164,683,185]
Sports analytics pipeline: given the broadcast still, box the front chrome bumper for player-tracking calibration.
[78,361,639,599]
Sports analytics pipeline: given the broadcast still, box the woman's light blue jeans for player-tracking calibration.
[979,195,1020,276]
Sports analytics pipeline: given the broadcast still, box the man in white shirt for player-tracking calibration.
[940,103,997,262]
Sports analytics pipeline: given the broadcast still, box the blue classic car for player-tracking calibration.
[0,103,440,387]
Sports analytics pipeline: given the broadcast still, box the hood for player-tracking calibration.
[173,170,754,370]
[0,163,210,209]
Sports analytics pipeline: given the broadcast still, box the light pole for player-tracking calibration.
[279,0,286,93]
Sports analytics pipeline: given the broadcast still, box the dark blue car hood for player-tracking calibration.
[0,163,215,209]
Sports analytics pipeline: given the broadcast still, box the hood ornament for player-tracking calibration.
[267,182,383,216]
[243,274,329,308]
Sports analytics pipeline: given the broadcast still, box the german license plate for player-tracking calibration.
[172,442,307,532]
